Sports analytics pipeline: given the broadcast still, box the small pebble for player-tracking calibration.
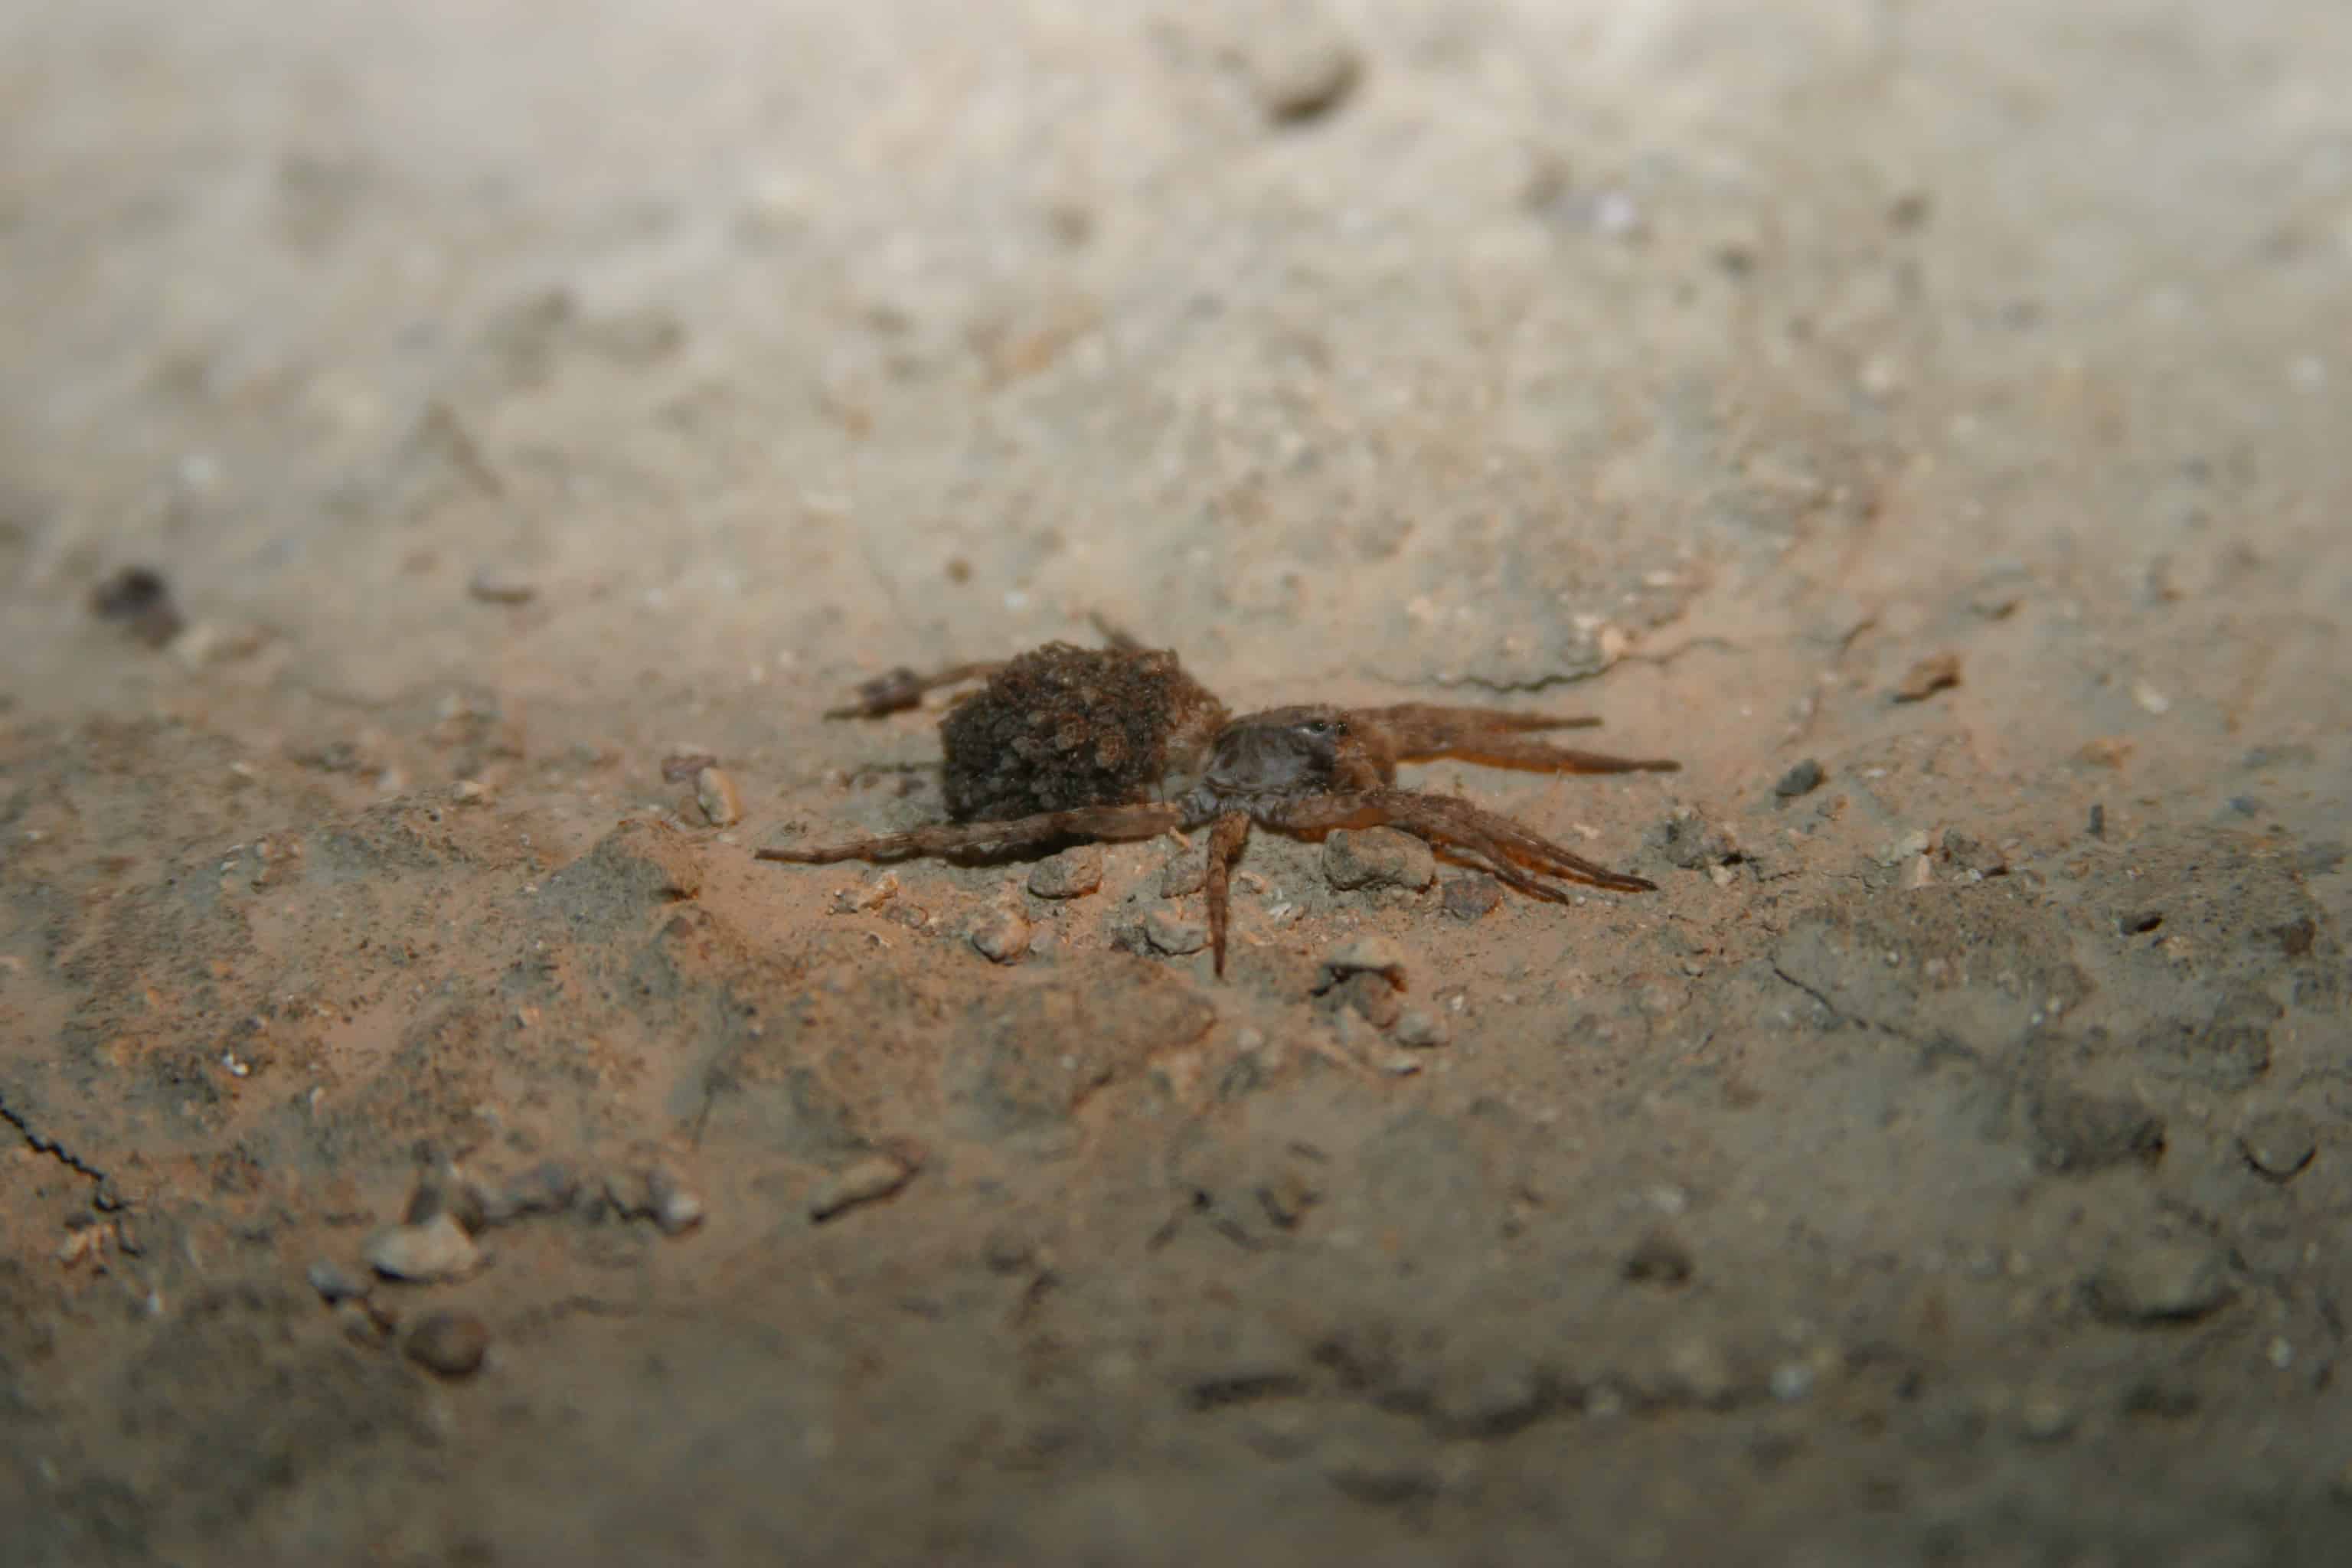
[1324,1450,1439,1508]
[606,1167,707,1236]
[694,766,742,828]
[1027,846,1104,899]
[1243,10,1362,125]
[170,619,269,669]
[1772,759,1824,799]
[1886,189,1934,230]
[306,1259,367,1304]
[480,1160,581,1225]
[1324,969,1402,1029]
[1939,831,2006,877]
[403,1162,488,1236]
[1159,854,1206,897]
[1441,875,1502,922]
[89,565,185,647]
[1392,1007,1447,1049]
[2016,1390,2078,1442]
[1592,191,1645,241]
[981,1227,1038,1274]
[1661,1336,1739,1407]
[1319,934,1407,990]
[1429,1362,1553,1440]
[2239,1114,2316,1182]
[1877,828,1931,867]
[809,1154,915,1222]
[1622,1228,1695,1286]
[1970,585,2025,619]
[363,1213,482,1283]
[338,1299,391,1347]
[650,1171,705,1235]
[407,1310,490,1378]
[1893,652,1962,702]
[1647,809,1737,871]
[970,906,1034,963]
[834,871,899,913]
[467,567,536,605]
[1322,828,1436,892]
[2086,1239,2234,1324]
[2032,1085,2165,1171]
[1258,1166,1321,1229]
[1145,906,1208,956]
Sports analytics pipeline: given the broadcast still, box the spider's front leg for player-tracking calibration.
[758,802,1181,864]
[1357,704,1680,775]
[1200,812,1251,977]
[1264,788,1656,898]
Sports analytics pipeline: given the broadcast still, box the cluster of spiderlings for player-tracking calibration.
[939,643,1219,822]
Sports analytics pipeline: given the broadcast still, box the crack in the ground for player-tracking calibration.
[0,1092,111,1191]
[1373,639,1744,694]
[1769,965,1929,1047]
[1769,964,1851,1027]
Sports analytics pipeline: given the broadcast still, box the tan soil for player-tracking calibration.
[3,2,2349,1563]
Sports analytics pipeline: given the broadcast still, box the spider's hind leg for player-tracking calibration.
[1266,788,1657,896]
[1201,812,1251,977]
[757,802,1182,866]
[823,617,1147,719]
[1358,703,1679,774]
[825,661,1004,720]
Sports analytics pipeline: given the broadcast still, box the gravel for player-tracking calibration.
[407,1310,491,1377]
[363,1214,482,1283]
[1323,828,1436,892]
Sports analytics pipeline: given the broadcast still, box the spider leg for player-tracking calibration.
[825,617,1151,717]
[758,802,1181,864]
[824,661,1004,720]
[1264,788,1656,895]
[1200,812,1251,977]
[1086,613,1146,653]
[1356,703,1679,774]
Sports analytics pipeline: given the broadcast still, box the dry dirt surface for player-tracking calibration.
[4,2,2350,1563]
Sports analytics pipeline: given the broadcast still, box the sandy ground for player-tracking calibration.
[4,1,2350,1562]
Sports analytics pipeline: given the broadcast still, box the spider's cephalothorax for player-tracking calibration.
[1188,706,1378,803]
[764,633,1680,976]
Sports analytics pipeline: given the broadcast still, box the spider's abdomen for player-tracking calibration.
[940,643,1226,822]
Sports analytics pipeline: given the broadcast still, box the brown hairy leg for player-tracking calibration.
[1200,811,1252,976]
[1265,788,1656,897]
[1356,704,1680,774]
[758,802,1181,864]
[1085,613,1145,653]
[824,661,1004,719]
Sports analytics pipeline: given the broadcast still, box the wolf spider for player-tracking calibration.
[759,630,1678,975]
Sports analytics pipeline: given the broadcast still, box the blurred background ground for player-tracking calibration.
[2,2,2349,1563]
